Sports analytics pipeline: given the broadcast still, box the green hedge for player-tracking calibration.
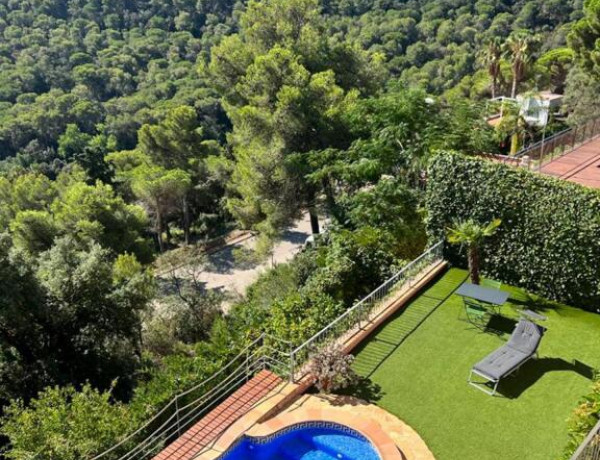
[425,151,600,310]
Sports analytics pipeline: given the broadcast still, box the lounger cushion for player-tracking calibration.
[472,320,545,381]
[507,319,545,355]
[473,345,530,380]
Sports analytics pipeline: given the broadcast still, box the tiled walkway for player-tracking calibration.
[540,137,600,188]
[153,370,282,460]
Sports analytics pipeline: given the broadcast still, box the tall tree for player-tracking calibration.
[569,0,600,80]
[505,32,534,98]
[537,48,574,94]
[0,236,154,403]
[130,164,191,252]
[138,106,221,244]
[306,85,496,209]
[52,180,149,259]
[563,66,600,125]
[208,0,383,236]
[480,38,503,99]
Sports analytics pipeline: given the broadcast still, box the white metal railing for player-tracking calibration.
[289,241,444,379]
[91,334,290,460]
[571,419,600,460]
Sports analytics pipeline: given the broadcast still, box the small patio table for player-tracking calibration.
[456,282,509,308]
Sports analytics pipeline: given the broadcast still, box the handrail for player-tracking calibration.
[513,126,573,159]
[511,117,600,171]
[570,418,600,460]
[91,334,269,460]
[118,357,264,460]
[292,241,445,358]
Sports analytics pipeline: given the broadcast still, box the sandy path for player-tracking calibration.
[155,214,317,314]
[198,214,313,298]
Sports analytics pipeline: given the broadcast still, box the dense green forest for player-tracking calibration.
[0,0,599,457]
[0,0,582,165]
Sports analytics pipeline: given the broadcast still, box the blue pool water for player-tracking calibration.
[218,423,382,460]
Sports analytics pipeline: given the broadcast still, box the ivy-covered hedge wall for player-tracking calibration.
[425,151,600,310]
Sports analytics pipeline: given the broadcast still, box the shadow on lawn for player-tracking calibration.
[498,358,595,399]
[482,315,517,335]
[338,376,384,403]
[461,314,517,337]
[352,273,470,379]
[508,293,561,314]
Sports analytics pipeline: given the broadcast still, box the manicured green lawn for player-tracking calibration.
[350,268,600,460]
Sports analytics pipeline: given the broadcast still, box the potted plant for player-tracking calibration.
[309,343,357,394]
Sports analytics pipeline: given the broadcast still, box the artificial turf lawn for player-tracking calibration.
[351,268,600,460]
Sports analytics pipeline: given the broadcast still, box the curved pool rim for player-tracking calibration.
[214,407,404,460]
[217,420,382,459]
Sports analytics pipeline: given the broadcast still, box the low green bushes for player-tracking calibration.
[425,151,600,310]
[1,385,140,460]
[0,319,242,460]
[563,379,600,459]
[232,224,408,345]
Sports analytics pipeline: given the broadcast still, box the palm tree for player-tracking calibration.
[480,38,503,99]
[497,106,529,155]
[505,33,533,98]
[447,219,501,285]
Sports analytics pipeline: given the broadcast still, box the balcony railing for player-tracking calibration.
[91,334,291,460]
[513,117,600,171]
[571,419,600,460]
[289,241,445,380]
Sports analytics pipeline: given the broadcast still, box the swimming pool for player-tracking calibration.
[218,422,382,460]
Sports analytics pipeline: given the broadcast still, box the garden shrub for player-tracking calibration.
[0,384,140,460]
[341,177,427,259]
[266,291,345,345]
[309,344,357,394]
[130,352,224,414]
[244,260,305,310]
[425,151,600,309]
[562,379,600,459]
[303,227,406,306]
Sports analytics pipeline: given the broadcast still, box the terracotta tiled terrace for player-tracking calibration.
[153,370,282,460]
[540,137,600,188]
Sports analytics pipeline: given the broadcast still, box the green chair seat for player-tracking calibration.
[482,279,502,290]
[464,298,491,329]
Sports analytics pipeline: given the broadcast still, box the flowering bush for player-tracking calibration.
[309,344,357,394]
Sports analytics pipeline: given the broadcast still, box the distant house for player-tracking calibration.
[517,91,563,127]
[486,91,563,128]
